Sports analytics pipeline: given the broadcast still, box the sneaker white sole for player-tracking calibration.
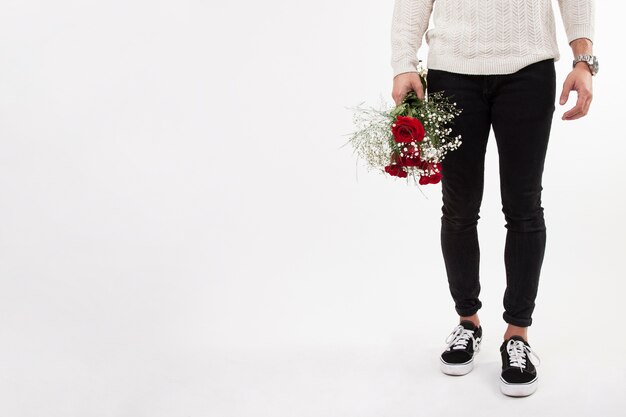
[499,375,538,397]
[439,346,479,376]
[440,357,474,375]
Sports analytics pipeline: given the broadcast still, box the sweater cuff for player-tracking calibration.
[391,58,419,78]
[566,23,594,45]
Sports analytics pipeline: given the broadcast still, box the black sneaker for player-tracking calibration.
[440,320,482,376]
[500,335,542,397]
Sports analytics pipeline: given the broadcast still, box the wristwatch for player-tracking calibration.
[572,54,599,76]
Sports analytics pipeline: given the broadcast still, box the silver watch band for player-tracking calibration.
[572,54,598,76]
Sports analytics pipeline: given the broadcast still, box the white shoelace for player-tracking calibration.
[506,339,541,371]
[444,324,478,351]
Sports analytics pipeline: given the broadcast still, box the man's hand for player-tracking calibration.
[559,63,593,121]
[392,72,424,106]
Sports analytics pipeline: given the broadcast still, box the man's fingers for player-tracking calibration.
[392,91,404,106]
[583,91,593,115]
[563,110,583,120]
[392,73,425,105]
[581,96,592,116]
[413,81,425,100]
[392,86,410,105]
[562,101,583,120]
[562,90,593,120]
[392,86,423,105]
[562,96,585,119]
[559,78,573,105]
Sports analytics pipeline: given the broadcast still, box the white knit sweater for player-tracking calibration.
[390,0,595,77]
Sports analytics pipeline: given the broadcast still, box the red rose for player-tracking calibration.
[384,164,408,178]
[391,115,425,143]
[399,153,421,167]
[418,161,443,185]
[398,144,421,166]
[419,172,442,185]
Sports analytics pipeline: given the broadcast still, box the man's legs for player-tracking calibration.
[426,69,492,326]
[490,59,557,340]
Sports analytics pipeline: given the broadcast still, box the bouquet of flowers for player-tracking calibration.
[344,65,463,191]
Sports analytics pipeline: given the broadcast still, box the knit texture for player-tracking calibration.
[390,0,595,77]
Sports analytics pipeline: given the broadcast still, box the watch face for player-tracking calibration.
[588,57,599,75]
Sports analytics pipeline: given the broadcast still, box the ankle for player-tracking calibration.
[503,325,528,342]
[459,314,480,328]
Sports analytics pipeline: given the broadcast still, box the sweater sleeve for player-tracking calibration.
[390,0,434,78]
[557,0,595,44]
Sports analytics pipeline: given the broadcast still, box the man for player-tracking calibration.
[390,0,596,397]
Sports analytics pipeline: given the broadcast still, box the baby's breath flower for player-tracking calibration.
[342,64,463,190]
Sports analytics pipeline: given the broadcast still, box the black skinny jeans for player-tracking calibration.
[426,58,556,327]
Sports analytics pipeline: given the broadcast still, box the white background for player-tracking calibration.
[0,1,622,416]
